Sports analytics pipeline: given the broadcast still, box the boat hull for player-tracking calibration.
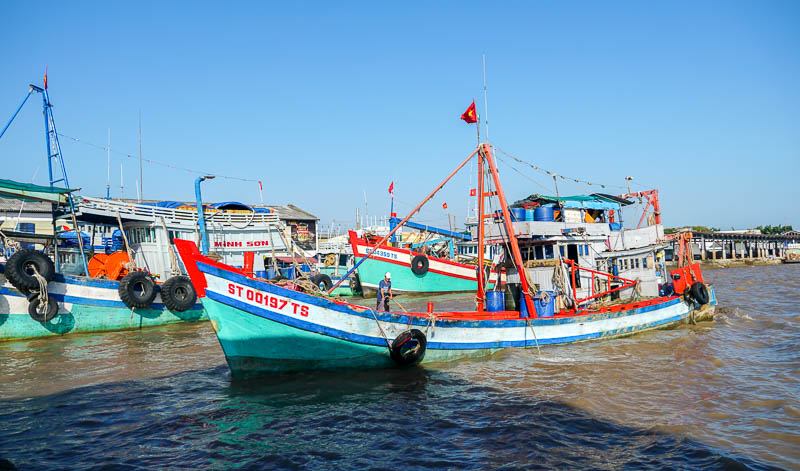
[0,271,206,341]
[349,231,497,296]
[197,259,716,376]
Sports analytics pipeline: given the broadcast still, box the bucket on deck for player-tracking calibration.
[266,267,278,279]
[486,290,506,312]
[255,270,267,279]
[520,290,556,318]
[510,208,526,222]
[533,206,555,222]
[609,222,622,231]
[280,267,296,280]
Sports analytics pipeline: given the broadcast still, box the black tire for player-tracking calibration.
[410,255,429,276]
[390,329,427,366]
[118,271,157,309]
[689,282,709,305]
[161,275,197,312]
[5,250,55,292]
[28,297,59,322]
[310,273,333,291]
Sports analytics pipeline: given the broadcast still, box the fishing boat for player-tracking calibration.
[783,243,800,264]
[175,143,716,376]
[0,81,292,340]
[349,228,500,296]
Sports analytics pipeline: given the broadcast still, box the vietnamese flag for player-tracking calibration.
[469,188,477,197]
[388,181,394,196]
[442,202,448,210]
[460,101,478,124]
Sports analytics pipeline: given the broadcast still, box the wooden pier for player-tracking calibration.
[672,231,800,261]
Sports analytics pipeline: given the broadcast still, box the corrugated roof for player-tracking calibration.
[0,197,54,212]
[257,204,317,221]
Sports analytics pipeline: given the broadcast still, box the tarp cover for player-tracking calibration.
[512,193,632,210]
[0,178,74,204]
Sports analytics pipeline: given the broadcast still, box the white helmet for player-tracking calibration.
[385,272,391,279]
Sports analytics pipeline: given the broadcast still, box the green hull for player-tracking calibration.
[355,256,478,295]
[0,288,206,341]
[204,297,494,376]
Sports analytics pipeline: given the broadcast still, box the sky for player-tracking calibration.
[1,1,798,231]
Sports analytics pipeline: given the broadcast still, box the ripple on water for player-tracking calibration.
[0,265,798,469]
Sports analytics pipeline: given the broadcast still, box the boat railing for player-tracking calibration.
[78,196,280,226]
[562,259,638,309]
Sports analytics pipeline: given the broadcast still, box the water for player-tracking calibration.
[0,264,797,470]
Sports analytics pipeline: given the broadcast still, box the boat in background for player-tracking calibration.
[175,143,716,377]
[783,243,800,264]
[349,229,500,296]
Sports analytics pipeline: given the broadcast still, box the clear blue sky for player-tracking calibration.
[1,1,798,230]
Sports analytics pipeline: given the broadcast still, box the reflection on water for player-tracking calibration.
[0,264,797,469]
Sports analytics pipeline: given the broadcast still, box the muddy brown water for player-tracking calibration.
[0,264,797,469]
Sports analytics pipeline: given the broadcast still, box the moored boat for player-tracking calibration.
[175,143,716,376]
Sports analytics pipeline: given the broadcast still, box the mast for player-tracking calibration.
[481,143,535,317]
[476,146,486,311]
[138,111,143,202]
[106,128,111,199]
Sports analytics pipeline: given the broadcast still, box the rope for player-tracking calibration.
[526,319,542,355]
[57,132,259,183]
[366,308,393,350]
[32,268,48,309]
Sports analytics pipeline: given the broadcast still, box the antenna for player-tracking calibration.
[138,110,143,202]
[482,54,490,142]
[106,128,111,199]
[120,162,124,197]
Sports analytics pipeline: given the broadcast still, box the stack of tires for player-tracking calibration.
[4,250,57,322]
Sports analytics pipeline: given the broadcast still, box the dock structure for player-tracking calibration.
[675,231,800,261]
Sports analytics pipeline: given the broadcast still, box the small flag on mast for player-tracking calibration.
[442,202,448,210]
[388,181,394,196]
[460,101,478,124]
[469,188,477,197]
[43,66,48,90]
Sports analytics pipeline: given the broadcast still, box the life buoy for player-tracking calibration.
[161,275,197,312]
[689,282,709,305]
[390,329,427,366]
[410,255,429,276]
[118,271,157,309]
[28,297,59,322]
[310,273,333,291]
[5,250,55,292]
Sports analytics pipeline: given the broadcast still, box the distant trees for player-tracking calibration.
[755,225,794,235]
[665,226,720,235]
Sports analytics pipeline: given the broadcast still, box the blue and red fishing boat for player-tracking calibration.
[174,143,716,376]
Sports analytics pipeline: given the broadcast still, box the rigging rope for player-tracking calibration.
[57,132,259,183]
[494,146,628,191]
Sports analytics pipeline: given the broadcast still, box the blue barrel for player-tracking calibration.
[486,291,506,312]
[524,209,536,221]
[300,264,311,273]
[510,208,526,222]
[266,267,278,279]
[280,267,296,280]
[535,291,556,317]
[533,206,555,222]
[255,270,267,279]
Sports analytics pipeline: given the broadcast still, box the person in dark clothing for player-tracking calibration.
[376,272,392,312]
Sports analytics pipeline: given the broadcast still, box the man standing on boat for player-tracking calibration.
[377,272,392,312]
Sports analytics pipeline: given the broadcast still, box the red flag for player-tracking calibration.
[460,101,478,124]
[43,66,48,90]
[442,202,448,210]
[469,188,476,197]
[388,181,394,196]
[258,180,263,191]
